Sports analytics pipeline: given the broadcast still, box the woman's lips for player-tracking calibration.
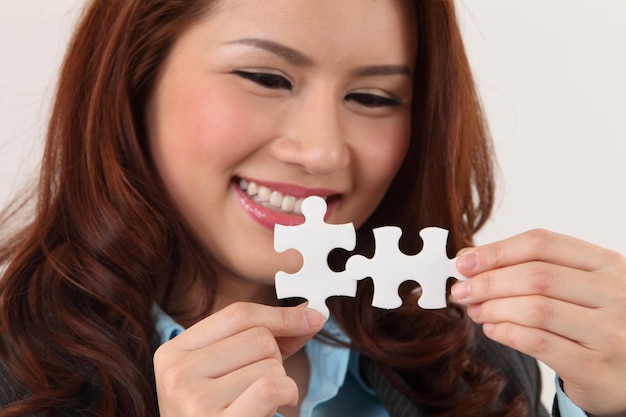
[238,178,308,215]
[232,178,338,230]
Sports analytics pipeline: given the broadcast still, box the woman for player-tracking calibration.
[1,1,624,416]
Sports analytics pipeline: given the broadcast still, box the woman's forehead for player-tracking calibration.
[186,0,417,65]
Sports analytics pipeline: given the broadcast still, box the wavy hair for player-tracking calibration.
[0,1,526,416]
[329,2,525,416]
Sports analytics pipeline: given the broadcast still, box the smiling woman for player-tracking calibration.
[1,1,626,417]
[144,0,414,306]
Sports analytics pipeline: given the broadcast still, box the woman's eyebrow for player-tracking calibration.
[223,38,314,66]
[353,65,413,77]
[223,38,412,77]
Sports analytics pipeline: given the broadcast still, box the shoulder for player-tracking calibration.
[0,362,49,417]
[0,334,101,416]
[0,344,25,408]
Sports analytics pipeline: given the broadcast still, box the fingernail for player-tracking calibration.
[303,309,325,329]
[451,281,469,302]
[457,252,478,272]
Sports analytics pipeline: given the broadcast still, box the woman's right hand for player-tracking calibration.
[154,302,325,417]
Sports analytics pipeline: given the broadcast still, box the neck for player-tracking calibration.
[213,275,279,313]
[163,267,279,329]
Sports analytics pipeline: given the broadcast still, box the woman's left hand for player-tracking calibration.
[452,229,626,417]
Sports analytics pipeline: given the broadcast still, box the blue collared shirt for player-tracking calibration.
[555,375,588,417]
[151,304,587,417]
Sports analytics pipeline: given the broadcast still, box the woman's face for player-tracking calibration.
[146,0,417,290]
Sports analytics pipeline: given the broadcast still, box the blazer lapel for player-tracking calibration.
[360,355,431,417]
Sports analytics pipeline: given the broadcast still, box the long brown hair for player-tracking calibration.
[0,1,525,416]
[328,2,523,416]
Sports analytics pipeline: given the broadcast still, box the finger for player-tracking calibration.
[480,321,589,382]
[452,262,605,307]
[222,376,298,417]
[212,358,289,406]
[457,229,615,276]
[275,333,317,360]
[467,295,603,344]
[177,327,284,379]
[156,359,291,417]
[172,303,325,351]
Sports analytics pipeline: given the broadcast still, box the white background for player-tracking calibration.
[1,0,625,409]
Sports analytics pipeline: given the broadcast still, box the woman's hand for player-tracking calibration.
[153,302,325,417]
[452,229,626,417]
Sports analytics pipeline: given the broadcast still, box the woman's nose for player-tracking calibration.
[270,89,350,176]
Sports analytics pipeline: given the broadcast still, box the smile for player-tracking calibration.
[237,178,326,215]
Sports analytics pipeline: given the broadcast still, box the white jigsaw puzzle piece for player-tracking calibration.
[274,196,357,318]
[345,226,467,309]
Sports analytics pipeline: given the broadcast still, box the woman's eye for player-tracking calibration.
[346,92,400,108]
[233,70,292,90]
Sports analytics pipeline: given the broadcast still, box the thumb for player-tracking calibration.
[276,308,325,359]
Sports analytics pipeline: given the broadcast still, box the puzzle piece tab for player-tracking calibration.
[345,226,467,309]
[274,196,357,318]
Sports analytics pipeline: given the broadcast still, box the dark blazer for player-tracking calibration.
[0,332,555,417]
[361,330,553,417]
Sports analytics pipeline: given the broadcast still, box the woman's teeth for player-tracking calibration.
[238,179,324,215]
